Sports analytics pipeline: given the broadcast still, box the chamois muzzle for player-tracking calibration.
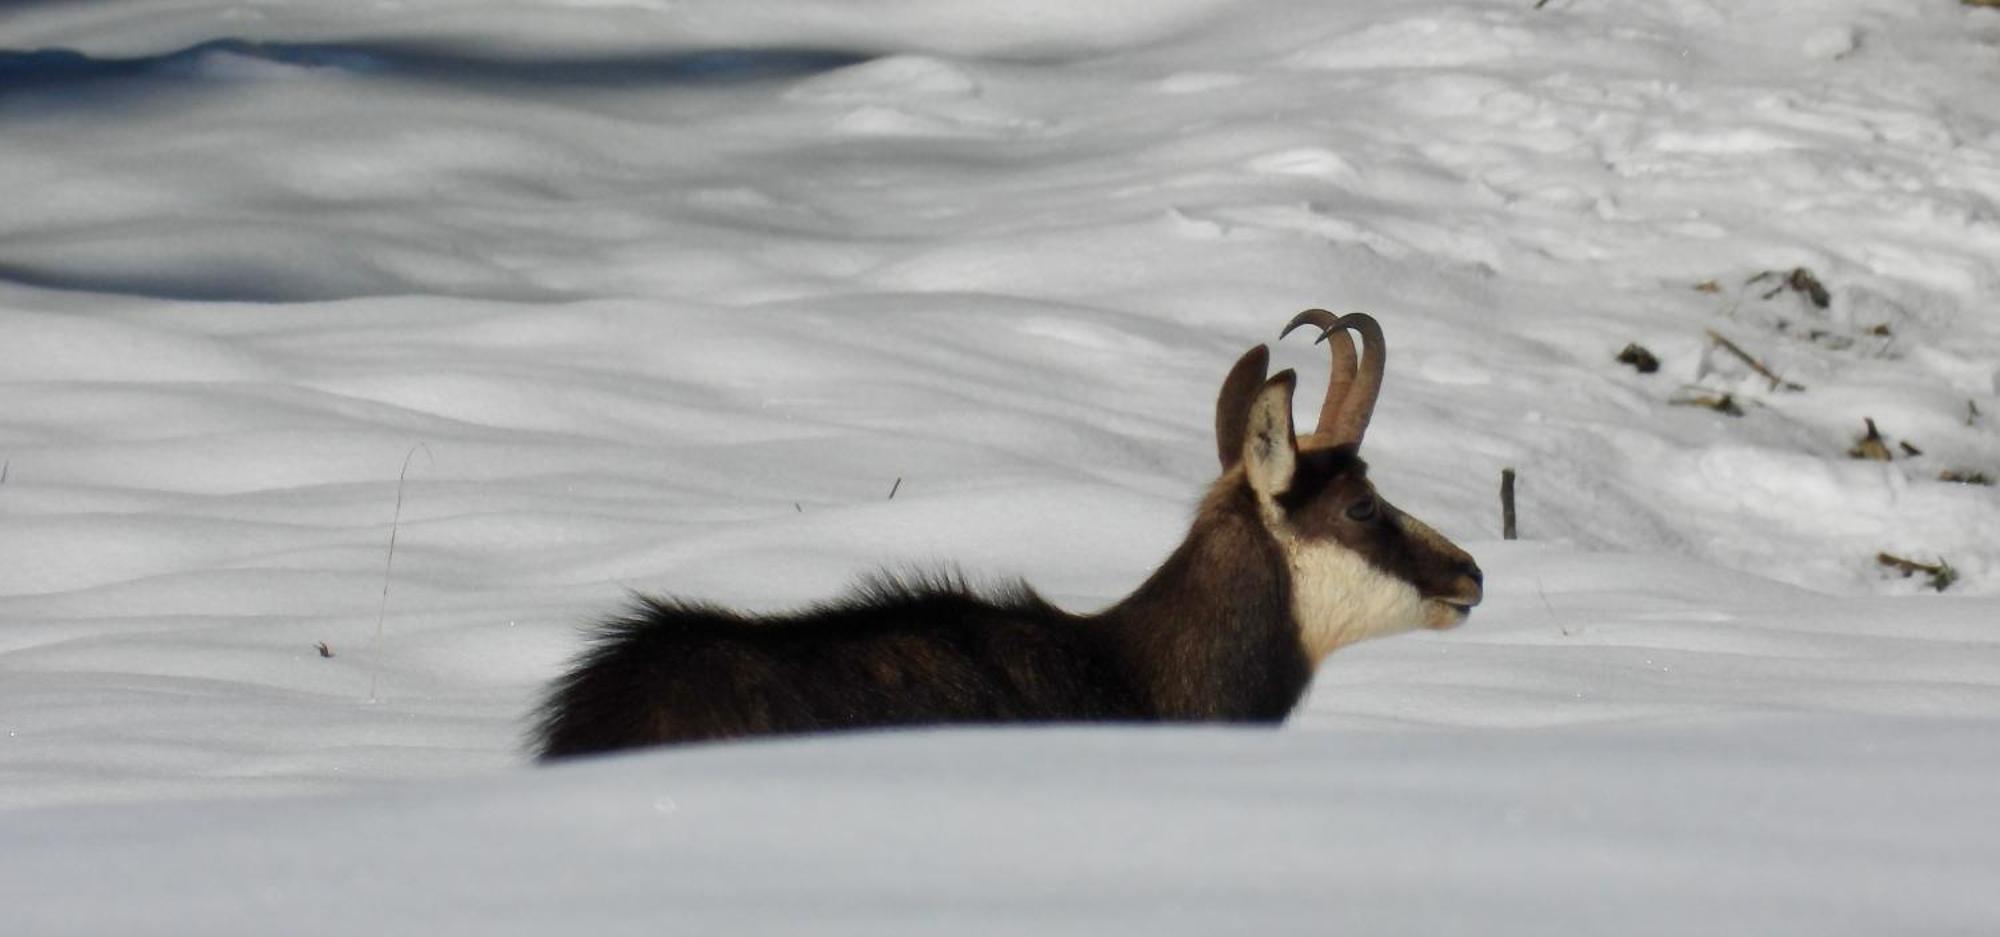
[1428,559,1484,630]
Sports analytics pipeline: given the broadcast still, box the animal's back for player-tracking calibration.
[533,576,1144,758]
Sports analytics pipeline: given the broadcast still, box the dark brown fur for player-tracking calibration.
[533,485,1313,759]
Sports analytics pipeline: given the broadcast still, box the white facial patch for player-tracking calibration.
[1279,537,1431,661]
[1255,497,1432,662]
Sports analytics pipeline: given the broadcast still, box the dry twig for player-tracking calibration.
[1876,552,1957,592]
[372,444,432,702]
[1669,390,1745,417]
[1706,329,1805,391]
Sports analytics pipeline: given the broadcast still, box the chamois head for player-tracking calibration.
[1213,310,1482,662]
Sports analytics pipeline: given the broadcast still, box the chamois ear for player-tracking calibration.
[1241,370,1298,499]
[1215,344,1271,470]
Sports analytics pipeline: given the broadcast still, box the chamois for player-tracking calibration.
[533,311,1482,759]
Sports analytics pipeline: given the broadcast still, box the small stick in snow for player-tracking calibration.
[1876,552,1957,593]
[373,443,433,702]
[1899,441,1924,458]
[1,460,8,485]
[1500,468,1518,541]
[1705,329,1804,392]
[316,642,335,659]
[887,477,902,500]
[1969,400,1982,428]
[1939,469,1993,486]
[1669,389,1745,417]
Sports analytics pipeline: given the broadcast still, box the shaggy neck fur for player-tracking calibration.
[1092,480,1313,721]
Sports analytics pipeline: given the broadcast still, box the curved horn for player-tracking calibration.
[1326,312,1385,444]
[1280,308,1357,437]
[1280,309,1385,445]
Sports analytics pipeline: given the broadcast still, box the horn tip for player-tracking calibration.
[1280,307,1339,339]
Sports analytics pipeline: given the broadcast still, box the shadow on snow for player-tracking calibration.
[0,38,874,95]
[0,39,875,302]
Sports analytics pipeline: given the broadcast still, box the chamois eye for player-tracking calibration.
[1345,497,1378,522]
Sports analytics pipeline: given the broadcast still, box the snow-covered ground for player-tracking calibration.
[2,0,1998,932]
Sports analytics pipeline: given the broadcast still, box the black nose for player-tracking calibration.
[1451,562,1484,608]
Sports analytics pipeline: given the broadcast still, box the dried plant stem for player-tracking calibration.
[1706,329,1804,391]
[372,444,433,702]
[1876,552,1957,592]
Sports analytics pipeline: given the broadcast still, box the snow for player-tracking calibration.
[7,720,2000,936]
[2,0,1999,932]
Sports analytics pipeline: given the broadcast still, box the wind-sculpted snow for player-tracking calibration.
[1,0,1999,931]
[5,721,2000,936]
